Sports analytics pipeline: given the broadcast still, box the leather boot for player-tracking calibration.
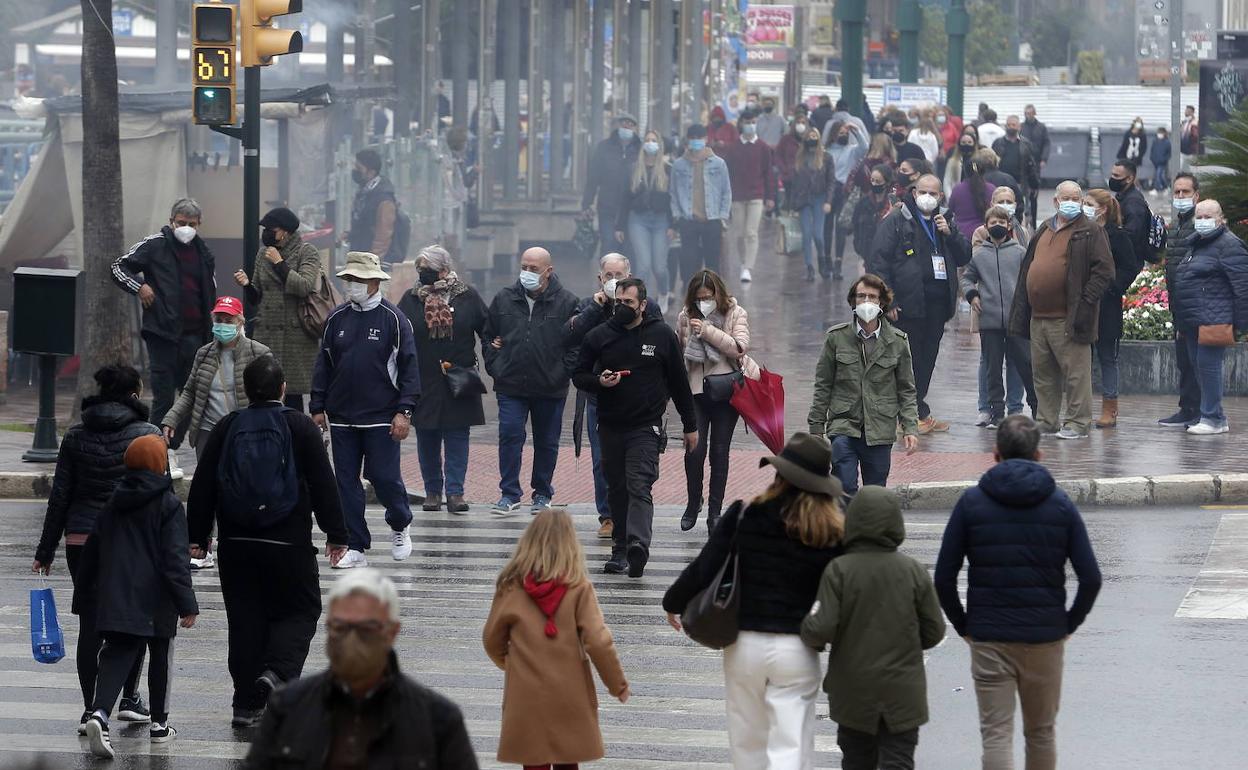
[706,501,722,535]
[681,499,701,532]
[1095,398,1119,429]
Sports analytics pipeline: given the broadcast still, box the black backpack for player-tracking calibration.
[217,406,299,529]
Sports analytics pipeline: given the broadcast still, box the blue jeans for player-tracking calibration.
[586,397,611,521]
[798,199,826,270]
[1184,333,1227,424]
[1152,165,1169,191]
[415,428,470,497]
[627,211,671,297]
[831,435,892,496]
[497,394,566,501]
[330,426,414,552]
[977,348,1025,413]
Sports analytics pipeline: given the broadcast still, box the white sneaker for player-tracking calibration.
[975,411,991,427]
[1186,419,1229,435]
[189,551,216,570]
[333,549,368,569]
[391,527,412,561]
[167,449,184,481]
[740,267,752,283]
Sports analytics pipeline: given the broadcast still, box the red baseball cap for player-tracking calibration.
[212,296,244,317]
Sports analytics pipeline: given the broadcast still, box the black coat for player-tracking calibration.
[187,404,349,551]
[482,275,580,399]
[664,498,843,635]
[868,199,972,323]
[1116,184,1154,264]
[242,655,478,770]
[933,459,1102,644]
[990,136,1040,190]
[1173,227,1248,331]
[73,471,198,638]
[110,226,216,344]
[1105,224,1141,297]
[1117,130,1148,164]
[1021,118,1050,164]
[36,397,160,565]
[398,285,490,430]
[582,134,642,216]
[1161,209,1198,321]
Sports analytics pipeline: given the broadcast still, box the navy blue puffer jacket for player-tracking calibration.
[933,459,1102,643]
[1172,226,1248,330]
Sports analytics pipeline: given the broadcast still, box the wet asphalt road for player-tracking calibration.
[0,499,1245,769]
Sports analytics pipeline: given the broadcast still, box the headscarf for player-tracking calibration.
[413,246,469,340]
[683,307,727,366]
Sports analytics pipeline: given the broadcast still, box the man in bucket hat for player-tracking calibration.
[311,252,420,569]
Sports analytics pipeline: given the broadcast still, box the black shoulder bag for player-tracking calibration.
[681,501,743,650]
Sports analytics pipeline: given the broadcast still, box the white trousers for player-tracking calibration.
[723,630,822,770]
[729,199,766,271]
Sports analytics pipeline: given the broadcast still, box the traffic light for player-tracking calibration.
[241,0,304,68]
[192,2,237,125]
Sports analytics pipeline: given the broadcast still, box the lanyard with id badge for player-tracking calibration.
[918,215,947,280]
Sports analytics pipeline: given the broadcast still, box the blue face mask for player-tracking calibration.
[1057,201,1082,219]
[1172,197,1195,213]
[618,127,635,142]
[688,139,706,152]
[519,269,542,291]
[1193,218,1219,236]
[212,322,239,344]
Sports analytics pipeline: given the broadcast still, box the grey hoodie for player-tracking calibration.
[962,234,1027,332]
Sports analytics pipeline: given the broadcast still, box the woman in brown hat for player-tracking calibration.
[662,432,845,768]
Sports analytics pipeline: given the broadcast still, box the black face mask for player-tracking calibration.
[613,304,638,325]
[898,173,915,185]
[763,105,774,113]
[892,133,908,144]
[261,228,279,248]
[871,183,888,194]
[836,136,850,146]
[959,144,974,155]
[418,268,441,286]
[804,139,820,148]
[351,169,367,186]
[1108,177,1127,192]
[1005,128,1020,138]
[987,224,1010,241]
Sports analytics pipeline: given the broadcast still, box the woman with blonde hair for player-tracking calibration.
[848,131,897,195]
[663,433,845,769]
[616,128,673,305]
[909,113,941,165]
[484,508,629,770]
[1082,187,1140,428]
[787,126,838,280]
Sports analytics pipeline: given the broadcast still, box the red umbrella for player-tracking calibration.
[731,368,786,454]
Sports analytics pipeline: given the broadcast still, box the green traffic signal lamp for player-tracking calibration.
[192,1,238,125]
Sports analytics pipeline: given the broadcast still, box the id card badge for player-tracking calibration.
[931,254,948,280]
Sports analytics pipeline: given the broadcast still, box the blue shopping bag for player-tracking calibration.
[30,584,66,664]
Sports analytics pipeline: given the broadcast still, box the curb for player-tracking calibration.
[3,470,1247,509]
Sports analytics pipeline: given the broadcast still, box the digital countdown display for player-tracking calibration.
[194,47,233,85]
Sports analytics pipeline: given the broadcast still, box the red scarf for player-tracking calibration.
[523,574,569,638]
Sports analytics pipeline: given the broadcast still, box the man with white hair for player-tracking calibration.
[1009,181,1114,439]
[111,197,218,479]
[567,253,665,539]
[242,569,478,769]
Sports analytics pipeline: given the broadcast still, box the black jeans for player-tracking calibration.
[684,394,739,516]
[66,544,143,710]
[837,719,919,770]
[600,424,661,558]
[147,332,203,450]
[895,310,947,420]
[677,219,723,285]
[93,633,173,724]
[823,182,848,270]
[980,330,1038,419]
[218,539,322,710]
[1027,188,1040,230]
[1175,326,1201,416]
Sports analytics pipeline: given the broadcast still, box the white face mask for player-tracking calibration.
[854,302,882,323]
[603,278,619,296]
[915,193,939,214]
[173,225,197,244]
[794,123,808,135]
[697,299,717,317]
[344,282,372,305]
[519,269,542,291]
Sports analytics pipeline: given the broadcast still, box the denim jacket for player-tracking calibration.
[670,152,733,222]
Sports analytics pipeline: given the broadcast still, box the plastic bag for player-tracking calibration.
[30,584,65,664]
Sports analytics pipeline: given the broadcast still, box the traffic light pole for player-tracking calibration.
[243,65,260,321]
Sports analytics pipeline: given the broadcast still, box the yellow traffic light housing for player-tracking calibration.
[241,0,304,67]
[192,2,237,125]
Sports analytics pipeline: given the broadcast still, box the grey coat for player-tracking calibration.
[161,337,272,448]
[247,232,323,395]
[962,236,1027,332]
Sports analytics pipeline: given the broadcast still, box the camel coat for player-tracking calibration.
[676,298,761,395]
[483,579,628,765]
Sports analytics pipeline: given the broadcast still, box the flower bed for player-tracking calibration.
[1121,265,1174,342]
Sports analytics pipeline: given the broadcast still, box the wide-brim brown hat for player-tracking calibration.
[759,433,843,498]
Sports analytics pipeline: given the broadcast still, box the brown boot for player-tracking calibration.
[1095,398,1119,429]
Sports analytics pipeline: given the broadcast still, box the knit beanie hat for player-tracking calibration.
[124,434,168,475]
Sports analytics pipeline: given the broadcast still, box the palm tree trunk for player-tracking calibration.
[78,0,133,400]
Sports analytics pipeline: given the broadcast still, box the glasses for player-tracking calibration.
[327,619,390,637]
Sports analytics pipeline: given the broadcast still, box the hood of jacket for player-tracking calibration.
[523,574,569,638]
[843,486,905,552]
[81,396,151,433]
[978,458,1056,508]
[110,469,173,513]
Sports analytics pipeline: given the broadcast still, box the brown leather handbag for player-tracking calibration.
[1198,324,1235,347]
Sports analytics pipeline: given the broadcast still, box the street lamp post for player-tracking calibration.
[898,0,921,84]
[946,0,970,117]
[837,0,866,122]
